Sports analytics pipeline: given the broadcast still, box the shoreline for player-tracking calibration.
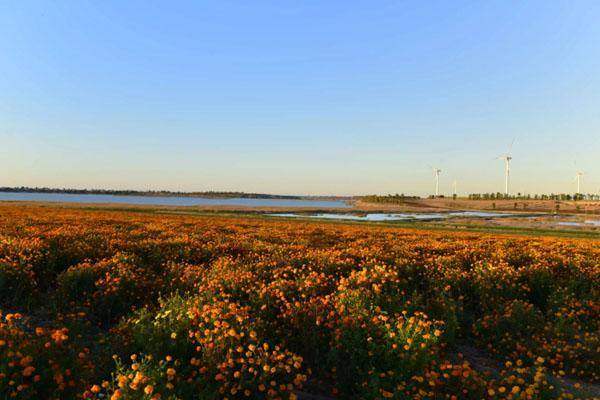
[1,201,599,238]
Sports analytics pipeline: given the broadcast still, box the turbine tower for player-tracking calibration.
[497,139,515,196]
[433,168,441,197]
[575,171,584,194]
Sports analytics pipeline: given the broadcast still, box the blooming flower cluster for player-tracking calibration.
[0,204,598,399]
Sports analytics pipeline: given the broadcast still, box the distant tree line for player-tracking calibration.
[362,194,421,204]
[468,192,600,201]
[0,187,301,200]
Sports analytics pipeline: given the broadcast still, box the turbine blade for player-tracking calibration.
[507,138,515,155]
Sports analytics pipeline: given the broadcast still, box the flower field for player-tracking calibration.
[0,204,598,399]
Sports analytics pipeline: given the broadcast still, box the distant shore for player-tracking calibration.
[1,188,598,215]
[354,197,600,214]
[0,187,309,200]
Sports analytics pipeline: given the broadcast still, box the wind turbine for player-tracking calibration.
[497,139,515,196]
[431,167,441,197]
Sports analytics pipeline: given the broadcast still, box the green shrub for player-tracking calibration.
[473,300,544,356]
[57,253,157,325]
[0,262,36,307]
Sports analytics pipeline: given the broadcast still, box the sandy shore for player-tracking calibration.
[353,198,600,214]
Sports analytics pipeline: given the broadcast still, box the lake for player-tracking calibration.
[0,192,352,208]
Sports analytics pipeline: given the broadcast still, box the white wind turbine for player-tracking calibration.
[497,139,515,196]
[573,161,585,195]
[431,167,441,196]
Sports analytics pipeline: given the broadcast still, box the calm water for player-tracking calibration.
[269,211,515,221]
[557,222,583,227]
[557,220,600,227]
[0,192,351,208]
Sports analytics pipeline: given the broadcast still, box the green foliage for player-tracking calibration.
[57,253,157,325]
[361,194,420,204]
[0,262,36,307]
[123,294,196,362]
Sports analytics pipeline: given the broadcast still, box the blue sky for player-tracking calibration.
[1,1,599,196]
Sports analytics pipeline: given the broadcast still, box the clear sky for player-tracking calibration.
[1,1,599,196]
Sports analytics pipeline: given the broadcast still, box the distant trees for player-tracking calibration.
[467,192,599,201]
[0,187,302,200]
[363,192,600,204]
[362,194,420,204]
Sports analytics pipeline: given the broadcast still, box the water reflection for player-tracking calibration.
[558,220,600,227]
[269,211,516,221]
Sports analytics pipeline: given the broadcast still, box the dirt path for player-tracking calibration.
[453,345,600,399]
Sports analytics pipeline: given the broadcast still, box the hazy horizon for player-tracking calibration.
[2,1,600,196]
[0,185,598,199]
